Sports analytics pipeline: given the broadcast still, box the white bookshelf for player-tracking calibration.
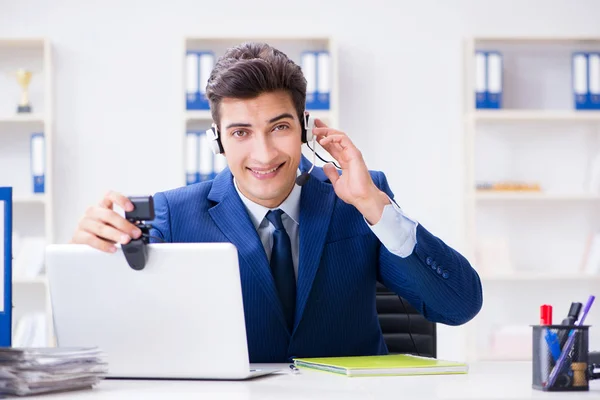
[469,110,600,122]
[182,36,339,187]
[463,37,600,362]
[0,38,54,347]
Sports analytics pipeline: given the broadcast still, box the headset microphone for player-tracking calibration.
[295,171,310,186]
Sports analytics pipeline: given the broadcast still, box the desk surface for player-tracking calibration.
[27,361,600,399]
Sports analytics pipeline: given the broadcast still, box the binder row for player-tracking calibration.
[186,51,215,110]
[475,51,503,109]
[301,51,331,110]
[31,133,45,194]
[185,50,332,111]
[572,52,600,110]
[186,131,228,185]
[475,50,600,111]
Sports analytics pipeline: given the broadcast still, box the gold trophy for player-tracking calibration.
[15,69,33,113]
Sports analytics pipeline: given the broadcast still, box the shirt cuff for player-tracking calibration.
[365,196,418,258]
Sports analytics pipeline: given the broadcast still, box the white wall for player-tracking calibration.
[2,0,600,360]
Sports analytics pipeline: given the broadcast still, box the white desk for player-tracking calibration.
[26,361,600,399]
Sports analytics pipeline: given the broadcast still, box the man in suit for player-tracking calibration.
[71,42,482,363]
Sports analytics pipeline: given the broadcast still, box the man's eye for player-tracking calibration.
[232,131,247,138]
[273,124,289,131]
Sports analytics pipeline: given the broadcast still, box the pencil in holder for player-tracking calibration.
[532,325,590,391]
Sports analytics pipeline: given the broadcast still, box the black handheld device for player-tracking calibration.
[122,195,155,271]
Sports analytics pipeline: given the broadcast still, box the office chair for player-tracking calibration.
[376,281,437,358]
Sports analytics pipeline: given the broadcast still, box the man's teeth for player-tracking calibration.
[252,166,279,175]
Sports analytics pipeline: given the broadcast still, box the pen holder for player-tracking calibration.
[532,325,590,391]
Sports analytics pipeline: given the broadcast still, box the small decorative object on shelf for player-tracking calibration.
[476,181,542,192]
[15,68,33,113]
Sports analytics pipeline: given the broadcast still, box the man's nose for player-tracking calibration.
[252,136,278,164]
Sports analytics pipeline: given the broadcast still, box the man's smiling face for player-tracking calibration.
[218,90,303,208]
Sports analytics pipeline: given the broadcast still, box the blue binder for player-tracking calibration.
[315,51,331,110]
[475,51,487,109]
[589,52,600,110]
[30,133,45,194]
[486,51,503,109]
[186,51,214,110]
[573,52,589,110]
[0,187,12,347]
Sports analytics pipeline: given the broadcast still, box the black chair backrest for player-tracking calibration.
[376,282,437,358]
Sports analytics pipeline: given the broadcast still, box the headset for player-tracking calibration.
[205,111,324,186]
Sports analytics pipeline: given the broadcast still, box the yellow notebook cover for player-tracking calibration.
[293,354,468,377]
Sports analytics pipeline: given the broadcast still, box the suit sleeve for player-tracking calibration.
[373,171,483,326]
[149,191,172,243]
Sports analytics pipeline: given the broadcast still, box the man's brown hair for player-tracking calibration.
[206,42,307,129]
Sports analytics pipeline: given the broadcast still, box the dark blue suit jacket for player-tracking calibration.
[150,156,483,363]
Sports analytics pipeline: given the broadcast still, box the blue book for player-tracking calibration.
[486,51,503,109]
[573,52,589,110]
[186,51,214,110]
[0,187,12,347]
[30,133,45,193]
[475,51,487,109]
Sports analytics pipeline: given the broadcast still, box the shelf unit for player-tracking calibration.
[463,37,600,362]
[0,38,54,347]
[182,36,339,187]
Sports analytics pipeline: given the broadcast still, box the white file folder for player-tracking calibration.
[486,52,502,109]
[30,133,45,193]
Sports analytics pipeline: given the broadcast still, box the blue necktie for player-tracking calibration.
[266,209,296,332]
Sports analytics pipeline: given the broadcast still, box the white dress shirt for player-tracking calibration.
[234,175,418,280]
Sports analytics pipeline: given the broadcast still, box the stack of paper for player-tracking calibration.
[0,347,107,396]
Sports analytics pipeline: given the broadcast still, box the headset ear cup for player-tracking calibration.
[302,111,314,143]
[205,126,224,155]
[305,120,314,143]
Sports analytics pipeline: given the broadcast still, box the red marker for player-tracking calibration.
[540,304,552,325]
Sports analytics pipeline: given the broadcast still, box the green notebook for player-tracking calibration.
[293,354,468,377]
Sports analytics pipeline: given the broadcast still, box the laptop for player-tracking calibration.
[45,242,279,380]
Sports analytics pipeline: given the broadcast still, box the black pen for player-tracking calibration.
[558,302,582,349]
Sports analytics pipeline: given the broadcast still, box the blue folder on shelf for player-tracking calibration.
[475,51,487,109]
[573,52,589,110]
[186,51,214,110]
[0,187,12,347]
[301,51,331,110]
[31,133,45,194]
[589,52,600,110]
[486,51,503,109]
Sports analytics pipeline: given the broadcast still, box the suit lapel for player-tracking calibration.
[207,170,288,331]
[295,167,336,332]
